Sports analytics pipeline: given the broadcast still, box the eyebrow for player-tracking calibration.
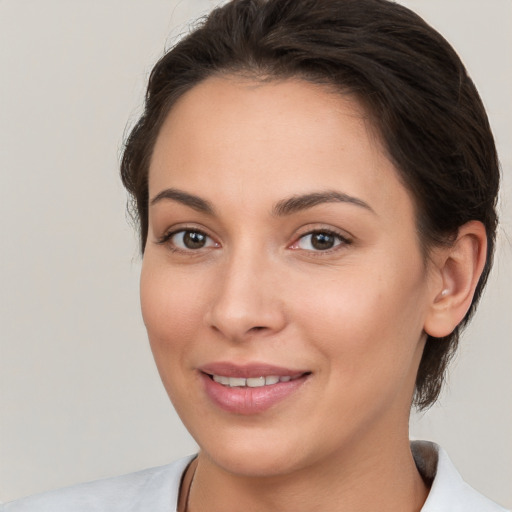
[272,191,375,216]
[150,188,215,215]
[149,188,374,217]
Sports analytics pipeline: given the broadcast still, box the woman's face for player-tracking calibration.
[141,77,437,476]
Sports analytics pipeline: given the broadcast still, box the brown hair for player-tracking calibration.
[120,0,500,410]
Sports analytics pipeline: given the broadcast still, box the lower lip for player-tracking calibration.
[200,373,309,415]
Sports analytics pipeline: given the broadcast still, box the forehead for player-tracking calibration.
[149,76,414,221]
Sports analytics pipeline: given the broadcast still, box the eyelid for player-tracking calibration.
[288,226,353,252]
[156,224,220,250]
[154,223,352,254]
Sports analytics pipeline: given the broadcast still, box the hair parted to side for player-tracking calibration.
[120,0,499,410]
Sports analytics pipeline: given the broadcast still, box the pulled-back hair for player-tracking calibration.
[120,0,499,410]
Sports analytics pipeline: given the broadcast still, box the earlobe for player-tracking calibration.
[424,221,487,338]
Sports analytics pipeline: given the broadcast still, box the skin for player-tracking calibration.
[140,76,486,512]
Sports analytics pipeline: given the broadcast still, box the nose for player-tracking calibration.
[204,249,287,342]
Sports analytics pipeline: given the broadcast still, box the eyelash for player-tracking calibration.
[156,227,352,254]
[290,228,352,254]
[156,227,217,253]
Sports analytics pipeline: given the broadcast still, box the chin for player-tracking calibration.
[204,444,303,478]
[191,424,310,477]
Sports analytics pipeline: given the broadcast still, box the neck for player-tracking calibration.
[187,432,429,512]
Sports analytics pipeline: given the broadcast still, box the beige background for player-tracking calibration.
[1,0,510,507]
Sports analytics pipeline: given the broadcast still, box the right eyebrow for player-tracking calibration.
[149,188,215,215]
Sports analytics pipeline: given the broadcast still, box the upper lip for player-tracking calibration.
[199,362,309,379]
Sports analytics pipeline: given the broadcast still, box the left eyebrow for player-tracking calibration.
[272,190,375,216]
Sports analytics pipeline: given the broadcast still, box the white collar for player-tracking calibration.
[411,440,507,511]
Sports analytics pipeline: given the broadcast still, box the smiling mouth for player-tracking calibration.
[207,374,306,388]
[200,367,311,414]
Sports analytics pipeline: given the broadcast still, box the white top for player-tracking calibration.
[2,441,508,511]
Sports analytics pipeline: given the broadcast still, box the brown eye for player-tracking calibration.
[183,231,207,249]
[169,230,217,250]
[295,231,347,251]
[311,232,336,250]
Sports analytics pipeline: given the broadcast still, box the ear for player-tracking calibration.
[424,221,488,338]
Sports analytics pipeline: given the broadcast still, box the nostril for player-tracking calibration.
[249,326,266,332]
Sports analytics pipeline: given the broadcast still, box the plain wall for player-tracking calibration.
[1,0,510,507]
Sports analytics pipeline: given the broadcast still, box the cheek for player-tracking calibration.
[294,256,428,373]
[140,259,205,358]
[139,259,211,412]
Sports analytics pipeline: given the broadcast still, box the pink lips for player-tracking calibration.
[199,362,310,415]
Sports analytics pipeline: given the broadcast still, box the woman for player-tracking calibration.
[2,0,508,510]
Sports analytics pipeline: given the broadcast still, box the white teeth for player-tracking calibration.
[212,374,298,387]
[228,377,246,387]
[213,375,230,385]
[247,377,265,387]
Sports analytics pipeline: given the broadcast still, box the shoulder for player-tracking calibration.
[412,441,509,512]
[0,456,194,512]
